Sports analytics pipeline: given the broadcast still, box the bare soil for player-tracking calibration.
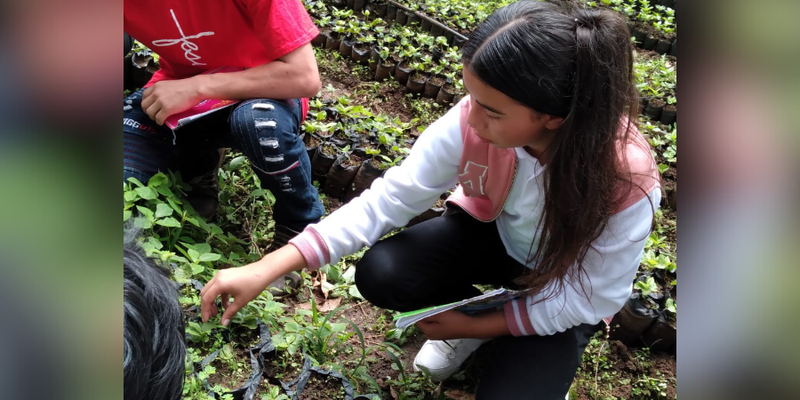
[206,346,253,391]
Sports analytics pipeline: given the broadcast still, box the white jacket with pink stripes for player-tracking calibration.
[291,96,661,336]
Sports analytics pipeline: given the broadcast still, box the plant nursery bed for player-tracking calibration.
[206,346,253,392]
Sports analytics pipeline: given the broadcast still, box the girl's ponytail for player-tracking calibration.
[570,9,638,135]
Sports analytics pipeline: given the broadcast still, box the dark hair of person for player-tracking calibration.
[462,0,646,301]
[124,231,186,400]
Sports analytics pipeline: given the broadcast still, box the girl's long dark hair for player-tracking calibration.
[462,0,640,300]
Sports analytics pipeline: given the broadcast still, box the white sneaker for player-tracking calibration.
[413,338,488,381]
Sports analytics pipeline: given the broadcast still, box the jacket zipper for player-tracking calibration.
[490,156,519,222]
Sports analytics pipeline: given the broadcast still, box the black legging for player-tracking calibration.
[355,210,601,399]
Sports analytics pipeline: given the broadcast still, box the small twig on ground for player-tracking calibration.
[593,341,607,394]
[358,301,368,317]
[594,323,612,394]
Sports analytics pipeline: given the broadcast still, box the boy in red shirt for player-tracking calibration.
[124,0,324,296]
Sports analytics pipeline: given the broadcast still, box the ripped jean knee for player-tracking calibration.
[229,99,323,228]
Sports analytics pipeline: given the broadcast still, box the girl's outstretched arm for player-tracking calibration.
[290,100,466,271]
[201,100,467,326]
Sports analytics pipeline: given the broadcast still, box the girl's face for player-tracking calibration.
[462,66,563,158]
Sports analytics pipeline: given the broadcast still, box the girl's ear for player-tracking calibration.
[544,115,565,130]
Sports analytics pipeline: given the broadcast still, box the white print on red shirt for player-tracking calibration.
[151,9,215,66]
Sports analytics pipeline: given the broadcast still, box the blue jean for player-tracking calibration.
[123,90,324,230]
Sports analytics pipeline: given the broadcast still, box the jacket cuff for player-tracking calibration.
[504,298,537,337]
[288,227,330,271]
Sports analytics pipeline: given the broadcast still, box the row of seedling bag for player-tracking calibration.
[609,239,676,353]
[306,0,467,106]
[302,95,449,225]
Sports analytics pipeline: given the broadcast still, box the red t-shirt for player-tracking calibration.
[124,0,318,116]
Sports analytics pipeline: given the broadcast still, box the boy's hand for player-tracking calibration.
[141,76,204,125]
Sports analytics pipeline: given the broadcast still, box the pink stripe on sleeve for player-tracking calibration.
[288,227,330,270]
[614,127,661,213]
[504,298,537,337]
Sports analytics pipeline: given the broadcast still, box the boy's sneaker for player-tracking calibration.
[413,338,488,381]
[266,225,304,298]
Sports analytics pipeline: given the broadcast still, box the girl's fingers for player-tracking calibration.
[200,279,218,322]
[221,293,231,311]
[200,276,212,297]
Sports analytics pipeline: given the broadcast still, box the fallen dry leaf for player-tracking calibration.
[317,296,341,312]
[296,296,342,313]
[319,271,329,299]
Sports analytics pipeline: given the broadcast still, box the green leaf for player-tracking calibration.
[154,185,174,198]
[167,197,183,213]
[187,249,201,263]
[284,322,301,333]
[210,224,223,235]
[123,210,132,222]
[634,277,659,297]
[265,190,276,205]
[251,189,267,198]
[147,172,168,188]
[329,322,347,333]
[124,190,139,202]
[156,217,181,227]
[168,255,189,264]
[321,281,336,293]
[191,263,205,275]
[227,155,246,171]
[135,186,158,200]
[658,163,669,174]
[140,241,156,254]
[194,243,212,254]
[146,237,163,251]
[186,216,201,228]
[133,217,152,229]
[199,253,221,262]
[665,298,676,313]
[325,264,343,283]
[155,203,173,219]
[342,265,356,284]
[348,285,365,300]
[126,177,145,188]
[172,266,190,283]
[136,205,155,220]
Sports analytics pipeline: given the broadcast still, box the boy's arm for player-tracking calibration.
[141,43,319,125]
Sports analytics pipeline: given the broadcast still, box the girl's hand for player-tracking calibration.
[200,245,306,326]
[416,309,513,340]
[200,261,278,326]
[416,310,482,340]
